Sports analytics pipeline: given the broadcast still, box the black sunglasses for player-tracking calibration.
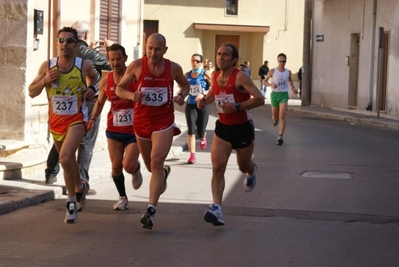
[278,60,286,63]
[192,59,202,64]
[58,37,76,44]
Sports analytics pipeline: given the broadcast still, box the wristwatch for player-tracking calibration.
[88,85,97,93]
[235,103,241,112]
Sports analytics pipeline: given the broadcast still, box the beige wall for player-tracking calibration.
[312,0,399,118]
[144,0,304,77]
[0,0,143,155]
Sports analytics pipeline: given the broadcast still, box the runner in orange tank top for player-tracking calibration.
[29,27,98,224]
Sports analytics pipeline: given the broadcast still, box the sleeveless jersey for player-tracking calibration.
[213,68,251,125]
[134,57,175,125]
[46,57,87,135]
[105,72,135,134]
[271,67,290,92]
[186,69,210,105]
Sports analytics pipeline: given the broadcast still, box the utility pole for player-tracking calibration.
[302,0,312,106]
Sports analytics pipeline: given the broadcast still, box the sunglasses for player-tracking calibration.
[192,59,202,64]
[278,60,287,63]
[58,37,76,44]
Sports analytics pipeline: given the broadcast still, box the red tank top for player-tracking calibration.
[105,72,135,134]
[134,57,175,122]
[213,68,251,125]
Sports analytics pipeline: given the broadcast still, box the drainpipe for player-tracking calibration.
[366,0,377,111]
[276,0,288,40]
[301,0,312,106]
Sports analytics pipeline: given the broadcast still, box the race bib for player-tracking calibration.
[189,84,202,96]
[112,108,133,127]
[51,95,78,115]
[214,93,235,113]
[141,87,168,106]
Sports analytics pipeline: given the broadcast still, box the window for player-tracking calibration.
[99,0,121,55]
[226,0,238,15]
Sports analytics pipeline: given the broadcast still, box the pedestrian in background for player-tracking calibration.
[28,27,98,223]
[242,61,251,77]
[116,33,190,230]
[258,60,269,98]
[185,53,212,164]
[87,44,142,211]
[197,43,264,226]
[298,63,303,98]
[263,53,298,145]
[205,59,215,74]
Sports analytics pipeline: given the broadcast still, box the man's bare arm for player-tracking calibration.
[28,61,49,98]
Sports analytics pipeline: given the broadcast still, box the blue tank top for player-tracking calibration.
[186,69,210,105]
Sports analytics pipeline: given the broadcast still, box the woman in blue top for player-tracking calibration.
[185,53,212,164]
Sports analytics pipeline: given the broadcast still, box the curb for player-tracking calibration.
[0,185,55,216]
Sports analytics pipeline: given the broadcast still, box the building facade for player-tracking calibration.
[0,0,305,177]
[0,0,143,177]
[143,0,305,79]
[310,0,399,119]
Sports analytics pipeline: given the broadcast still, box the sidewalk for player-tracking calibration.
[1,100,398,215]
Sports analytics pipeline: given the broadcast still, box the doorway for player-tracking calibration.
[348,33,360,108]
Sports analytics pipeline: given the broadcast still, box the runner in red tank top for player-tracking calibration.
[88,44,142,211]
[116,33,190,230]
[197,43,264,226]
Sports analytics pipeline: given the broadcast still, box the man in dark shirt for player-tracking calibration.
[258,60,269,98]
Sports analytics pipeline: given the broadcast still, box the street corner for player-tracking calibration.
[0,184,55,215]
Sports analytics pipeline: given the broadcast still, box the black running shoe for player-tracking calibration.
[277,137,284,145]
[64,202,78,224]
[141,206,156,230]
[76,181,89,211]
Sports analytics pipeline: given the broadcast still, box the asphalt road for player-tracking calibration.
[1,103,399,267]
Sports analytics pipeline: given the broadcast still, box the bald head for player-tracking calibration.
[147,33,166,47]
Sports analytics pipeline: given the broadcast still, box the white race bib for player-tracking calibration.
[214,93,235,113]
[51,95,78,115]
[189,84,202,96]
[141,87,168,106]
[112,109,133,127]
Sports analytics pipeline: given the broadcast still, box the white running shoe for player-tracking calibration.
[243,163,257,192]
[132,161,143,190]
[113,196,128,210]
[204,204,225,226]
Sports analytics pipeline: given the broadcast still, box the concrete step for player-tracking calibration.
[0,154,47,180]
[0,140,31,151]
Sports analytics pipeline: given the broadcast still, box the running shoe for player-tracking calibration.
[76,181,89,212]
[161,165,170,194]
[45,176,57,184]
[187,153,196,164]
[64,202,78,224]
[243,163,257,192]
[132,161,143,190]
[273,120,279,127]
[140,206,156,230]
[199,138,207,150]
[204,204,225,226]
[277,137,284,146]
[113,196,128,211]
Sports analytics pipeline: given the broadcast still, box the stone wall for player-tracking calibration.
[0,0,28,140]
